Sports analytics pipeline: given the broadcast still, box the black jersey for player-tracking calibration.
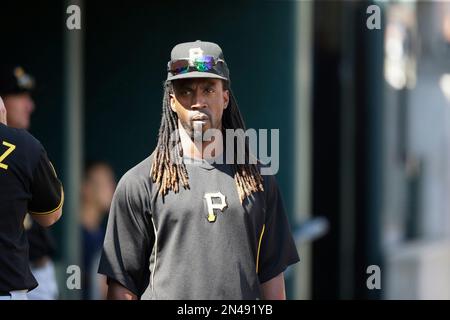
[0,123,63,293]
[99,152,299,299]
[26,219,57,263]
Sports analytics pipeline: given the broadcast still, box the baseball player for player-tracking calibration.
[98,41,299,300]
[0,64,60,299]
[0,96,64,300]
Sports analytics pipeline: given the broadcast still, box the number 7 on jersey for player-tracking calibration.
[0,141,16,170]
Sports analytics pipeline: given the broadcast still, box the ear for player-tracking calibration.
[169,94,177,113]
[223,90,229,109]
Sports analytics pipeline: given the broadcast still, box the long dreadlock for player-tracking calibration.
[150,80,264,202]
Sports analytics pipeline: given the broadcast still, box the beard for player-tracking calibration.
[192,121,205,142]
[179,116,214,141]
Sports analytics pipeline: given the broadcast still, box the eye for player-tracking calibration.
[180,89,192,96]
[205,87,215,94]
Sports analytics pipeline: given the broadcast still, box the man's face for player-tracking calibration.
[3,92,35,129]
[170,78,229,139]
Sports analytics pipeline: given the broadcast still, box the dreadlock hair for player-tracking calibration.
[150,80,264,202]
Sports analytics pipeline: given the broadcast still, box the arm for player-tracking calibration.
[28,150,64,227]
[98,172,153,300]
[106,279,137,300]
[0,96,7,125]
[98,274,109,300]
[260,272,286,300]
[30,189,64,227]
[257,175,300,299]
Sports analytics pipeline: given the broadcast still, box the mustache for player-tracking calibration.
[190,112,210,121]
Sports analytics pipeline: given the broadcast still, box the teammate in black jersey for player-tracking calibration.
[0,64,61,299]
[0,96,63,300]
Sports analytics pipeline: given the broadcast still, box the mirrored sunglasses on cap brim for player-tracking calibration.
[168,56,225,75]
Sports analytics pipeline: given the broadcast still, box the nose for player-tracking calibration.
[191,101,207,110]
[191,89,207,110]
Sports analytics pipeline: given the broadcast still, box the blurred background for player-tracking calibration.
[1,0,449,299]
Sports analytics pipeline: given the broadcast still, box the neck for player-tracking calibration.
[178,121,223,160]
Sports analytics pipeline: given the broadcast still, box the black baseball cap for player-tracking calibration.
[0,65,35,96]
[167,40,230,82]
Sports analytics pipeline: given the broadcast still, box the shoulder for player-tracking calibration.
[110,154,155,218]
[255,160,278,191]
[0,124,41,148]
[0,124,44,166]
[116,152,155,196]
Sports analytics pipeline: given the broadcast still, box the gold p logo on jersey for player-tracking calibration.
[204,192,227,223]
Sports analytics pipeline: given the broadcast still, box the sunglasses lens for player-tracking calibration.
[169,56,217,74]
[170,60,190,74]
[194,56,214,71]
